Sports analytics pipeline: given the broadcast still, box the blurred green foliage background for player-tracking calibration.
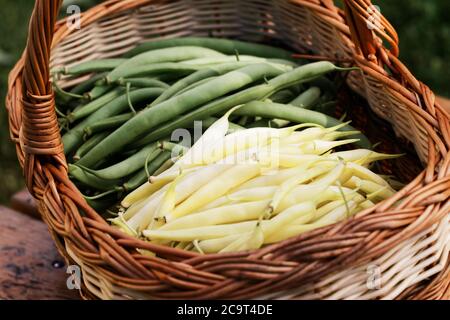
[0,0,449,204]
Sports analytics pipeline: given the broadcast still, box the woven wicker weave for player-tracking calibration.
[6,0,450,300]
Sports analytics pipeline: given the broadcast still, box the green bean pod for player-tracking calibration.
[106,46,225,84]
[71,73,108,97]
[150,62,255,107]
[107,62,205,85]
[124,37,294,60]
[121,150,172,192]
[172,76,219,98]
[289,86,322,109]
[192,117,243,133]
[63,87,164,155]
[53,58,126,76]
[246,119,272,128]
[66,87,125,123]
[269,89,296,104]
[77,62,292,167]
[69,164,122,191]
[87,47,225,101]
[73,131,111,161]
[78,143,160,180]
[117,78,169,89]
[84,113,134,137]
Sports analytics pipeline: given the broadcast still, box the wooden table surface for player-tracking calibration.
[0,205,80,300]
[0,96,449,300]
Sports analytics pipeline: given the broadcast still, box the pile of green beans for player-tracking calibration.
[53,37,364,212]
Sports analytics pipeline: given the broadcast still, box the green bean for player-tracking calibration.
[80,150,169,197]
[184,56,296,68]
[193,117,243,133]
[182,55,266,66]
[269,89,296,104]
[73,131,110,161]
[69,164,122,191]
[246,119,272,128]
[237,116,249,126]
[71,73,108,97]
[314,100,338,115]
[150,62,255,107]
[127,62,346,148]
[117,78,169,89]
[84,113,134,137]
[121,150,172,192]
[124,37,294,60]
[233,101,371,148]
[309,77,337,100]
[86,47,224,101]
[289,86,321,109]
[87,85,111,101]
[78,143,160,180]
[86,197,117,212]
[52,58,126,76]
[78,62,293,167]
[107,62,206,85]
[160,141,189,156]
[172,76,218,97]
[66,87,125,123]
[106,46,225,84]
[63,88,164,155]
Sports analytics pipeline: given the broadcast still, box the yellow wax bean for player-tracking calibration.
[220,225,264,253]
[205,127,282,164]
[227,186,277,202]
[275,154,326,168]
[344,176,395,200]
[200,186,277,210]
[121,198,146,221]
[176,106,241,168]
[145,202,314,243]
[277,185,356,213]
[198,234,242,254]
[265,202,357,244]
[128,164,232,231]
[167,164,262,220]
[297,139,360,155]
[280,127,325,145]
[149,165,200,184]
[262,202,315,239]
[279,122,350,145]
[211,124,316,167]
[151,173,185,229]
[269,161,343,213]
[342,162,391,187]
[314,201,358,225]
[323,130,361,141]
[121,178,171,208]
[143,221,258,242]
[160,200,270,230]
[127,188,167,231]
[265,224,321,244]
[235,165,329,201]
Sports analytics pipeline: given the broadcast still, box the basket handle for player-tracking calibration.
[343,0,399,59]
[21,0,63,158]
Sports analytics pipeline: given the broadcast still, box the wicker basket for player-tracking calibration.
[6,0,450,300]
